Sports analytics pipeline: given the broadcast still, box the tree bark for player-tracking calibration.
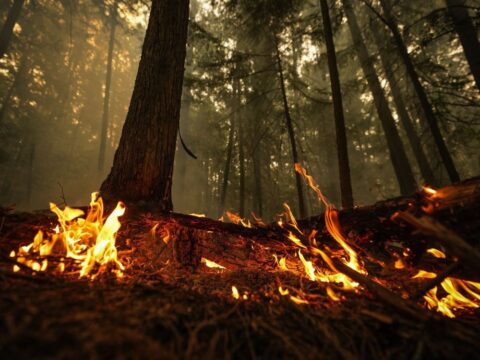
[220,116,235,211]
[342,0,417,196]
[274,36,306,218]
[98,0,118,173]
[253,146,263,217]
[379,0,460,183]
[446,0,480,92]
[370,20,438,186]
[320,0,354,209]
[235,77,246,217]
[0,0,24,58]
[100,0,190,211]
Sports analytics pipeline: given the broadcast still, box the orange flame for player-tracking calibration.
[413,270,480,317]
[201,257,226,269]
[225,211,252,228]
[14,192,125,279]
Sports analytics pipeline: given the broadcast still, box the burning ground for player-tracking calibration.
[1,171,480,359]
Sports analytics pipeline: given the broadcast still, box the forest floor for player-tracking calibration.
[0,178,479,359]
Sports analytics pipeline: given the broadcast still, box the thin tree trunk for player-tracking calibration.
[252,146,263,217]
[0,0,24,58]
[320,0,354,208]
[98,0,118,173]
[379,0,460,183]
[342,0,417,196]
[220,115,235,211]
[274,35,306,218]
[237,98,246,217]
[370,20,438,186]
[446,0,480,92]
[100,0,190,211]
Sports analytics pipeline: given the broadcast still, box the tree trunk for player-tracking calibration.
[98,0,118,173]
[0,0,24,58]
[220,116,235,211]
[274,36,306,218]
[446,0,480,92]
[379,0,460,183]
[370,20,438,186]
[342,0,417,196]
[100,0,190,211]
[320,0,354,209]
[253,146,263,217]
[234,77,246,217]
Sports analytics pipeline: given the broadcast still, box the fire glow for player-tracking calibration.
[13,192,125,279]
[9,167,480,319]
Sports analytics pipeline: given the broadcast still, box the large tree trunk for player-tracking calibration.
[320,0,354,209]
[342,0,417,196]
[370,20,438,186]
[446,0,480,92]
[274,36,306,218]
[98,0,118,173]
[100,0,190,211]
[0,0,24,58]
[379,0,460,183]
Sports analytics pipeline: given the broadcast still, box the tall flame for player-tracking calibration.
[294,164,365,275]
[273,164,365,293]
[14,192,125,279]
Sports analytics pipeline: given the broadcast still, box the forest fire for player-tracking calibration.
[7,166,480,321]
[11,192,125,279]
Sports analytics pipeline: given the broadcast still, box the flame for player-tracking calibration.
[271,164,365,295]
[286,231,306,248]
[394,258,405,269]
[422,186,437,197]
[225,211,252,228]
[294,164,364,274]
[273,254,289,271]
[190,213,206,218]
[201,257,226,269]
[427,248,446,259]
[232,285,240,299]
[421,186,440,213]
[279,286,289,296]
[326,286,341,301]
[413,270,480,317]
[14,192,125,279]
[290,295,309,304]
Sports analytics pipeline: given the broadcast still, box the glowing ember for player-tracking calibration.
[201,258,226,269]
[232,285,240,299]
[278,286,289,296]
[290,295,309,305]
[14,192,125,279]
[427,248,446,259]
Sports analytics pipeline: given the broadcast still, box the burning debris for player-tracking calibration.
[1,169,480,358]
[11,192,125,279]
